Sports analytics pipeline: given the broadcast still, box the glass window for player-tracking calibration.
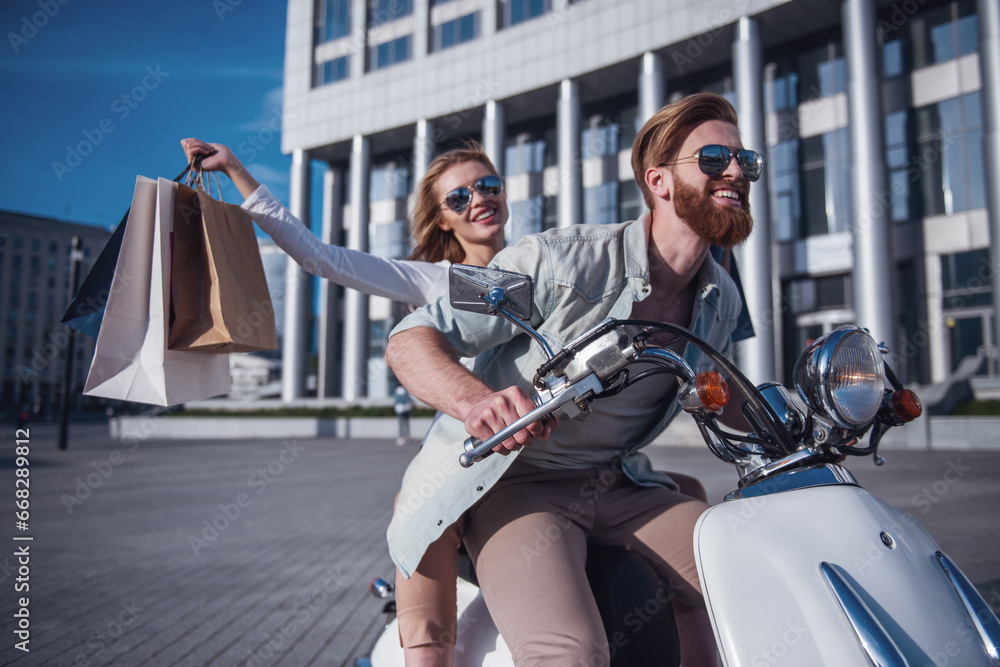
[787,274,850,314]
[941,248,993,309]
[315,0,351,43]
[908,0,978,69]
[373,220,407,259]
[509,197,544,243]
[799,129,851,237]
[884,110,911,222]
[581,118,619,160]
[315,56,350,86]
[368,0,412,26]
[502,0,550,28]
[914,91,985,216]
[583,182,618,226]
[769,140,801,241]
[433,12,478,51]
[618,180,644,222]
[947,316,986,372]
[370,35,411,70]
[369,162,410,201]
[542,195,558,231]
[615,106,638,151]
[768,71,799,113]
[798,43,845,100]
[883,40,903,78]
[504,131,547,176]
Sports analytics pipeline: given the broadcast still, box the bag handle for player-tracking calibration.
[186,156,224,200]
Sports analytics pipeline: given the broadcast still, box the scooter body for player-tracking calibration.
[697,467,995,666]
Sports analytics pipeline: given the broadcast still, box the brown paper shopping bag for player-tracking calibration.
[83,176,231,406]
[168,174,277,353]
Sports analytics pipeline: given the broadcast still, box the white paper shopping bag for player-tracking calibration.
[83,176,230,406]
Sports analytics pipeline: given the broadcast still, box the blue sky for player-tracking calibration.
[0,0,297,231]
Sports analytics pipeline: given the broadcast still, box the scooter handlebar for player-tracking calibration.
[459,374,604,468]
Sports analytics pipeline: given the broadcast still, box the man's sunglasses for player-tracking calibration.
[661,145,763,182]
[441,175,504,213]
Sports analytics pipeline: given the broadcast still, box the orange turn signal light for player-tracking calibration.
[890,389,922,422]
[696,371,730,412]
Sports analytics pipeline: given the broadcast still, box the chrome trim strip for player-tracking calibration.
[935,552,1000,664]
[820,562,908,667]
[738,446,825,488]
[725,464,858,501]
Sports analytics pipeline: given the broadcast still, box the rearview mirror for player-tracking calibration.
[449,264,533,321]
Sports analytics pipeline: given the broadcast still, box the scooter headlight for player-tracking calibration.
[793,326,886,429]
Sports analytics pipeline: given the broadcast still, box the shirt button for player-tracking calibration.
[476,486,484,492]
[437,520,443,526]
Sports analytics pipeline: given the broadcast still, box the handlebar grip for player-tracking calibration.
[459,412,560,468]
[458,374,602,469]
[459,436,494,468]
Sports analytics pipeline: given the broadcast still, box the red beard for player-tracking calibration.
[673,176,753,248]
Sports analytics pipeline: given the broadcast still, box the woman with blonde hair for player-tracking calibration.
[182,138,507,666]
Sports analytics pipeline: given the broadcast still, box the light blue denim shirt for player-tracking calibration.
[387,213,741,577]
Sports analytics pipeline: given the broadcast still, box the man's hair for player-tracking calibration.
[630,92,740,212]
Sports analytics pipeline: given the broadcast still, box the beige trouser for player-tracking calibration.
[394,463,707,656]
[462,459,708,667]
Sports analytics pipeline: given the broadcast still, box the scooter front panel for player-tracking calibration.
[694,484,993,667]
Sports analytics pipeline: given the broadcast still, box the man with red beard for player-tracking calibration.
[385,92,759,667]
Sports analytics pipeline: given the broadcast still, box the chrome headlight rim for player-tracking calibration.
[794,325,886,430]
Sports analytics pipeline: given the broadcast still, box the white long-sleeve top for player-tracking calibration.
[241,185,450,307]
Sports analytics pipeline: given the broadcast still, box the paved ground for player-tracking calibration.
[0,421,998,666]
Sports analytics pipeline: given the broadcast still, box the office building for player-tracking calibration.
[277,0,1000,400]
[0,211,110,415]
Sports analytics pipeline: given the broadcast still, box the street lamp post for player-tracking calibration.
[58,236,83,451]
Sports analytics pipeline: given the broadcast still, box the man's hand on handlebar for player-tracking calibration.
[463,386,557,455]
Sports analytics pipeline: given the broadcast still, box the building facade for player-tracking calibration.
[279,0,1000,400]
[0,212,110,417]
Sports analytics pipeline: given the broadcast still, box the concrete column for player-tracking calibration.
[843,0,897,361]
[413,0,429,59]
[638,51,665,124]
[481,0,497,36]
[282,149,312,402]
[558,78,581,228]
[317,164,345,398]
[978,0,1000,370]
[413,118,434,185]
[350,0,367,78]
[482,100,505,176]
[732,16,777,383]
[343,135,370,400]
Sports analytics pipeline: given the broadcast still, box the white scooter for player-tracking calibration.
[361,264,1000,667]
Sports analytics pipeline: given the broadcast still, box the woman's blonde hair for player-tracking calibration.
[409,141,499,263]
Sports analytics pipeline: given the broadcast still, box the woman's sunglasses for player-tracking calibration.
[441,175,504,213]
[661,145,763,182]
